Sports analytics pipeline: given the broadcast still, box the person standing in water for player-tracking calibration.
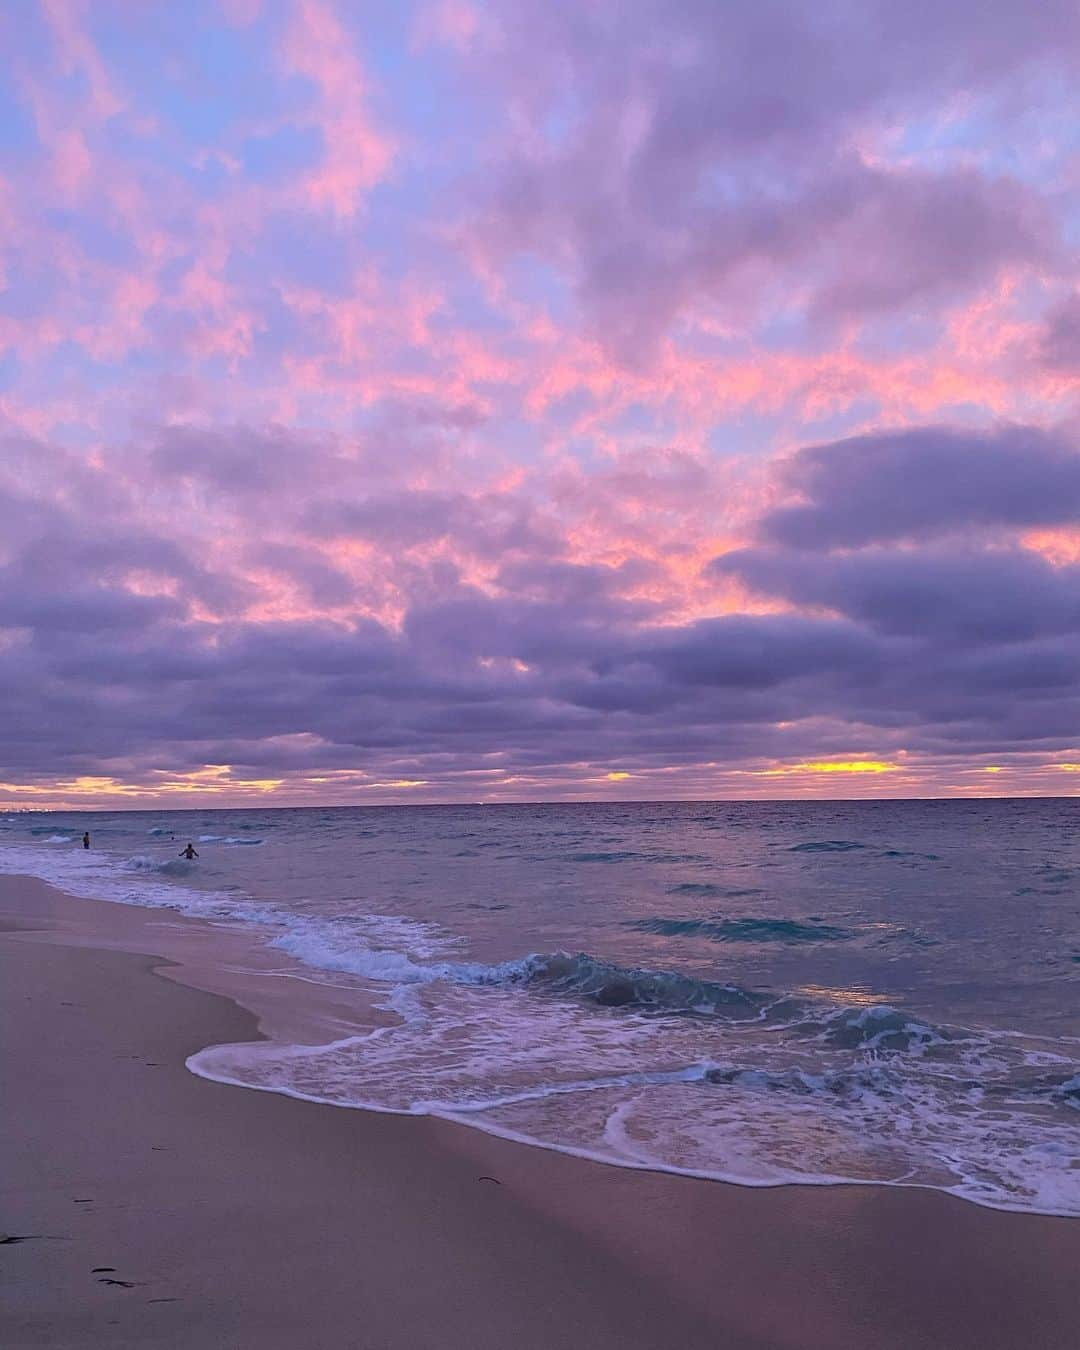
[180,843,199,860]
[82,832,90,850]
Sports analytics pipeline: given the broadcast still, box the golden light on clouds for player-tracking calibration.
[148,765,284,794]
[760,760,900,776]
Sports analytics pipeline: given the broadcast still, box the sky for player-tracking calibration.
[2,0,1080,809]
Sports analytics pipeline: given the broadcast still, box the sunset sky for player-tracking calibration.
[3,0,1080,808]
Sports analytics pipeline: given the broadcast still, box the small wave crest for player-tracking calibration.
[124,853,195,878]
[517,952,772,1018]
[788,840,866,853]
[627,915,852,943]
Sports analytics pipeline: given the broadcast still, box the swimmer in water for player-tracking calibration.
[82,832,90,849]
[180,843,199,860]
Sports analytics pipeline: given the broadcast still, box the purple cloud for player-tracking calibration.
[757,425,1080,550]
[463,1,1075,362]
[1039,295,1080,371]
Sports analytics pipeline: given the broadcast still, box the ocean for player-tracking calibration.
[2,799,1078,1216]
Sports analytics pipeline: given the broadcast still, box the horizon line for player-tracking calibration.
[6,792,1078,814]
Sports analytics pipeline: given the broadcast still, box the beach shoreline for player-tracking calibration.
[1,873,1078,1349]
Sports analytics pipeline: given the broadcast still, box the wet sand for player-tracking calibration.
[1,874,1077,1349]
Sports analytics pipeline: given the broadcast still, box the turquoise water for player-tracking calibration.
[3,800,1078,1214]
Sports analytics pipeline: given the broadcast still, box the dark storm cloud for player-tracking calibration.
[714,546,1080,642]
[757,425,1080,550]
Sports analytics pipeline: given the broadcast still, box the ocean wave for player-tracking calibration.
[124,853,195,878]
[514,952,772,1018]
[704,1063,899,1098]
[811,1004,952,1053]
[788,840,866,853]
[198,835,264,845]
[567,851,638,863]
[1003,1072,1080,1110]
[627,915,852,943]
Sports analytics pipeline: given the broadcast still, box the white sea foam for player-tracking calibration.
[0,842,240,918]
[189,982,1080,1216]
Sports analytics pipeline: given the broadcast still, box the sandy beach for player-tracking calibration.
[1,874,1077,1350]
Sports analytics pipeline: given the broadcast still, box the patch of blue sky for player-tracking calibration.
[233,210,355,294]
[41,207,136,270]
[50,339,152,383]
[851,310,947,360]
[0,351,18,394]
[503,257,577,326]
[341,1,501,156]
[337,191,434,283]
[91,6,283,148]
[0,77,39,162]
[600,396,678,444]
[481,416,545,467]
[777,398,883,446]
[0,257,62,319]
[155,250,198,295]
[423,277,514,342]
[884,89,1078,189]
[748,293,826,348]
[526,384,597,433]
[243,292,321,366]
[238,122,322,185]
[699,164,786,211]
[706,411,793,461]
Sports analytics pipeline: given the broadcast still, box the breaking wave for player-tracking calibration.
[188,940,1080,1217]
[124,853,196,878]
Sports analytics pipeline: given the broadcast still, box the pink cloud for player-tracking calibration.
[281,0,396,217]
